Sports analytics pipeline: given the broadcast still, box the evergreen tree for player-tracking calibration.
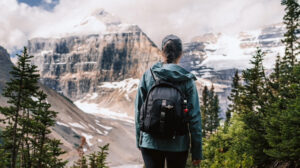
[88,153,97,168]
[95,144,109,168]
[281,0,300,67]
[226,70,240,126]
[279,0,300,102]
[263,0,300,164]
[73,155,88,168]
[0,47,39,168]
[212,93,220,130]
[0,47,67,167]
[46,139,67,168]
[207,85,215,134]
[207,85,220,134]
[72,144,110,168]
[264,66,300,162]
[201,85,221,136]
[238,48,271,166]
[201,86,209,137]
[30,90,66,167]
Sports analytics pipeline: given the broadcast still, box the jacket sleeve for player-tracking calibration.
[187,80,203,160]
[135,73,147,148]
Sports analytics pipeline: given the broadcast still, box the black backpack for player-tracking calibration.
[139,69,189,139]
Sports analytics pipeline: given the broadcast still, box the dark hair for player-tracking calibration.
[162,40,182,63]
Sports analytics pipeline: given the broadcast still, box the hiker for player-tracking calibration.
[135,34,202,168]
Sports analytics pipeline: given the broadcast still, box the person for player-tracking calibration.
[135,34,202,168]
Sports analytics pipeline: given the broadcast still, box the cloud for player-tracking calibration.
[0,0,285,53]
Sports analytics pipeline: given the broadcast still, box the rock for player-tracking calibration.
[29,30,160,100]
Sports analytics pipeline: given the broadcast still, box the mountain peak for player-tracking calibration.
[91,8,122,27]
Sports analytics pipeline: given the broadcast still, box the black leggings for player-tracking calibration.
[141,148,188,168]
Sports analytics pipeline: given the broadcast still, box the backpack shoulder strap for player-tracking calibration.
[150,68,158,82]
[149,68,187,99]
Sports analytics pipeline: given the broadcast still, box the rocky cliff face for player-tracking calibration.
[0,46,13,106]
[179,23,299,118]
[28,10,160,101]
[0,46,143,167]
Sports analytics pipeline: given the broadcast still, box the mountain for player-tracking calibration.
[28,9,160,100]
[0,46,143,167]
[0,46,13,106]
[179,23,300,118]
[27,11,292,120]
[19,8,298,165]
[27,9,160,123]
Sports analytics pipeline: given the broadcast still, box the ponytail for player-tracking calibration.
[162,40,182,63]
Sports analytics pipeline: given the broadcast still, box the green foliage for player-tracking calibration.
[201,85,221,137]
[73,155,89,168]
[197,116,253,168]
[263,0,300,163]
[194,1,300,167]
[0,47,66,167]
[72,144,110,168]
[201,86,209,137]
[264,59,300,162]
[226,70,240,127]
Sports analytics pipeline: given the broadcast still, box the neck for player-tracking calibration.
[163,59,179,64]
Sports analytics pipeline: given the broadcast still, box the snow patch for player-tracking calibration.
[56,121,69,127]
[95,121,113,130]
[74,101,133,123]
[81,133,93,147]
[69,122,86,129]
[99,78,139,93]
[96,129,104,135]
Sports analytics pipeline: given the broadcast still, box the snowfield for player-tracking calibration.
[74,101,134,123]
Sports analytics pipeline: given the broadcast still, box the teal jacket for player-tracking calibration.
[135,61,203,160]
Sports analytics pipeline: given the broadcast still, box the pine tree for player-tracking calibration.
[96,144,109,168]
[0,47,67,167]
[281,0,300,67]
[88,153,97,168]
[72,144,110,168]
[226,70,240,126]
[207,85,220,134]
[73,155,88,168]
[279,0,299,98]
[0,130,9,168]
[201,85,221,136]
[207,85,215,134]
[263,0,300,163]
[201,86,209,137]
[212,93,220,130]
[0,47,39,168]
[46,139,67,168]
[30,90,66,167]
[239,48,271,165]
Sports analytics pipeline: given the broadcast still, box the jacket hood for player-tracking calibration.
[151,61,197,82]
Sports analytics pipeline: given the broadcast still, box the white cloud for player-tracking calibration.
[0,0,285,53]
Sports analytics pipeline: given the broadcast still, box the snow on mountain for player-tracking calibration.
[179,23,299,118]
[74,78,140,122]
[0,45,143,167]
[190,23,288,71]
[32,8,140,38]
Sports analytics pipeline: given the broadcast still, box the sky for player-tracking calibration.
[0,0,285,53]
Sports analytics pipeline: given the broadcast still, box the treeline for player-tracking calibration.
[0,48,110,167]
[194,0,299,167]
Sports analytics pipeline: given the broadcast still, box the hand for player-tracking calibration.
[192,160,201,166]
